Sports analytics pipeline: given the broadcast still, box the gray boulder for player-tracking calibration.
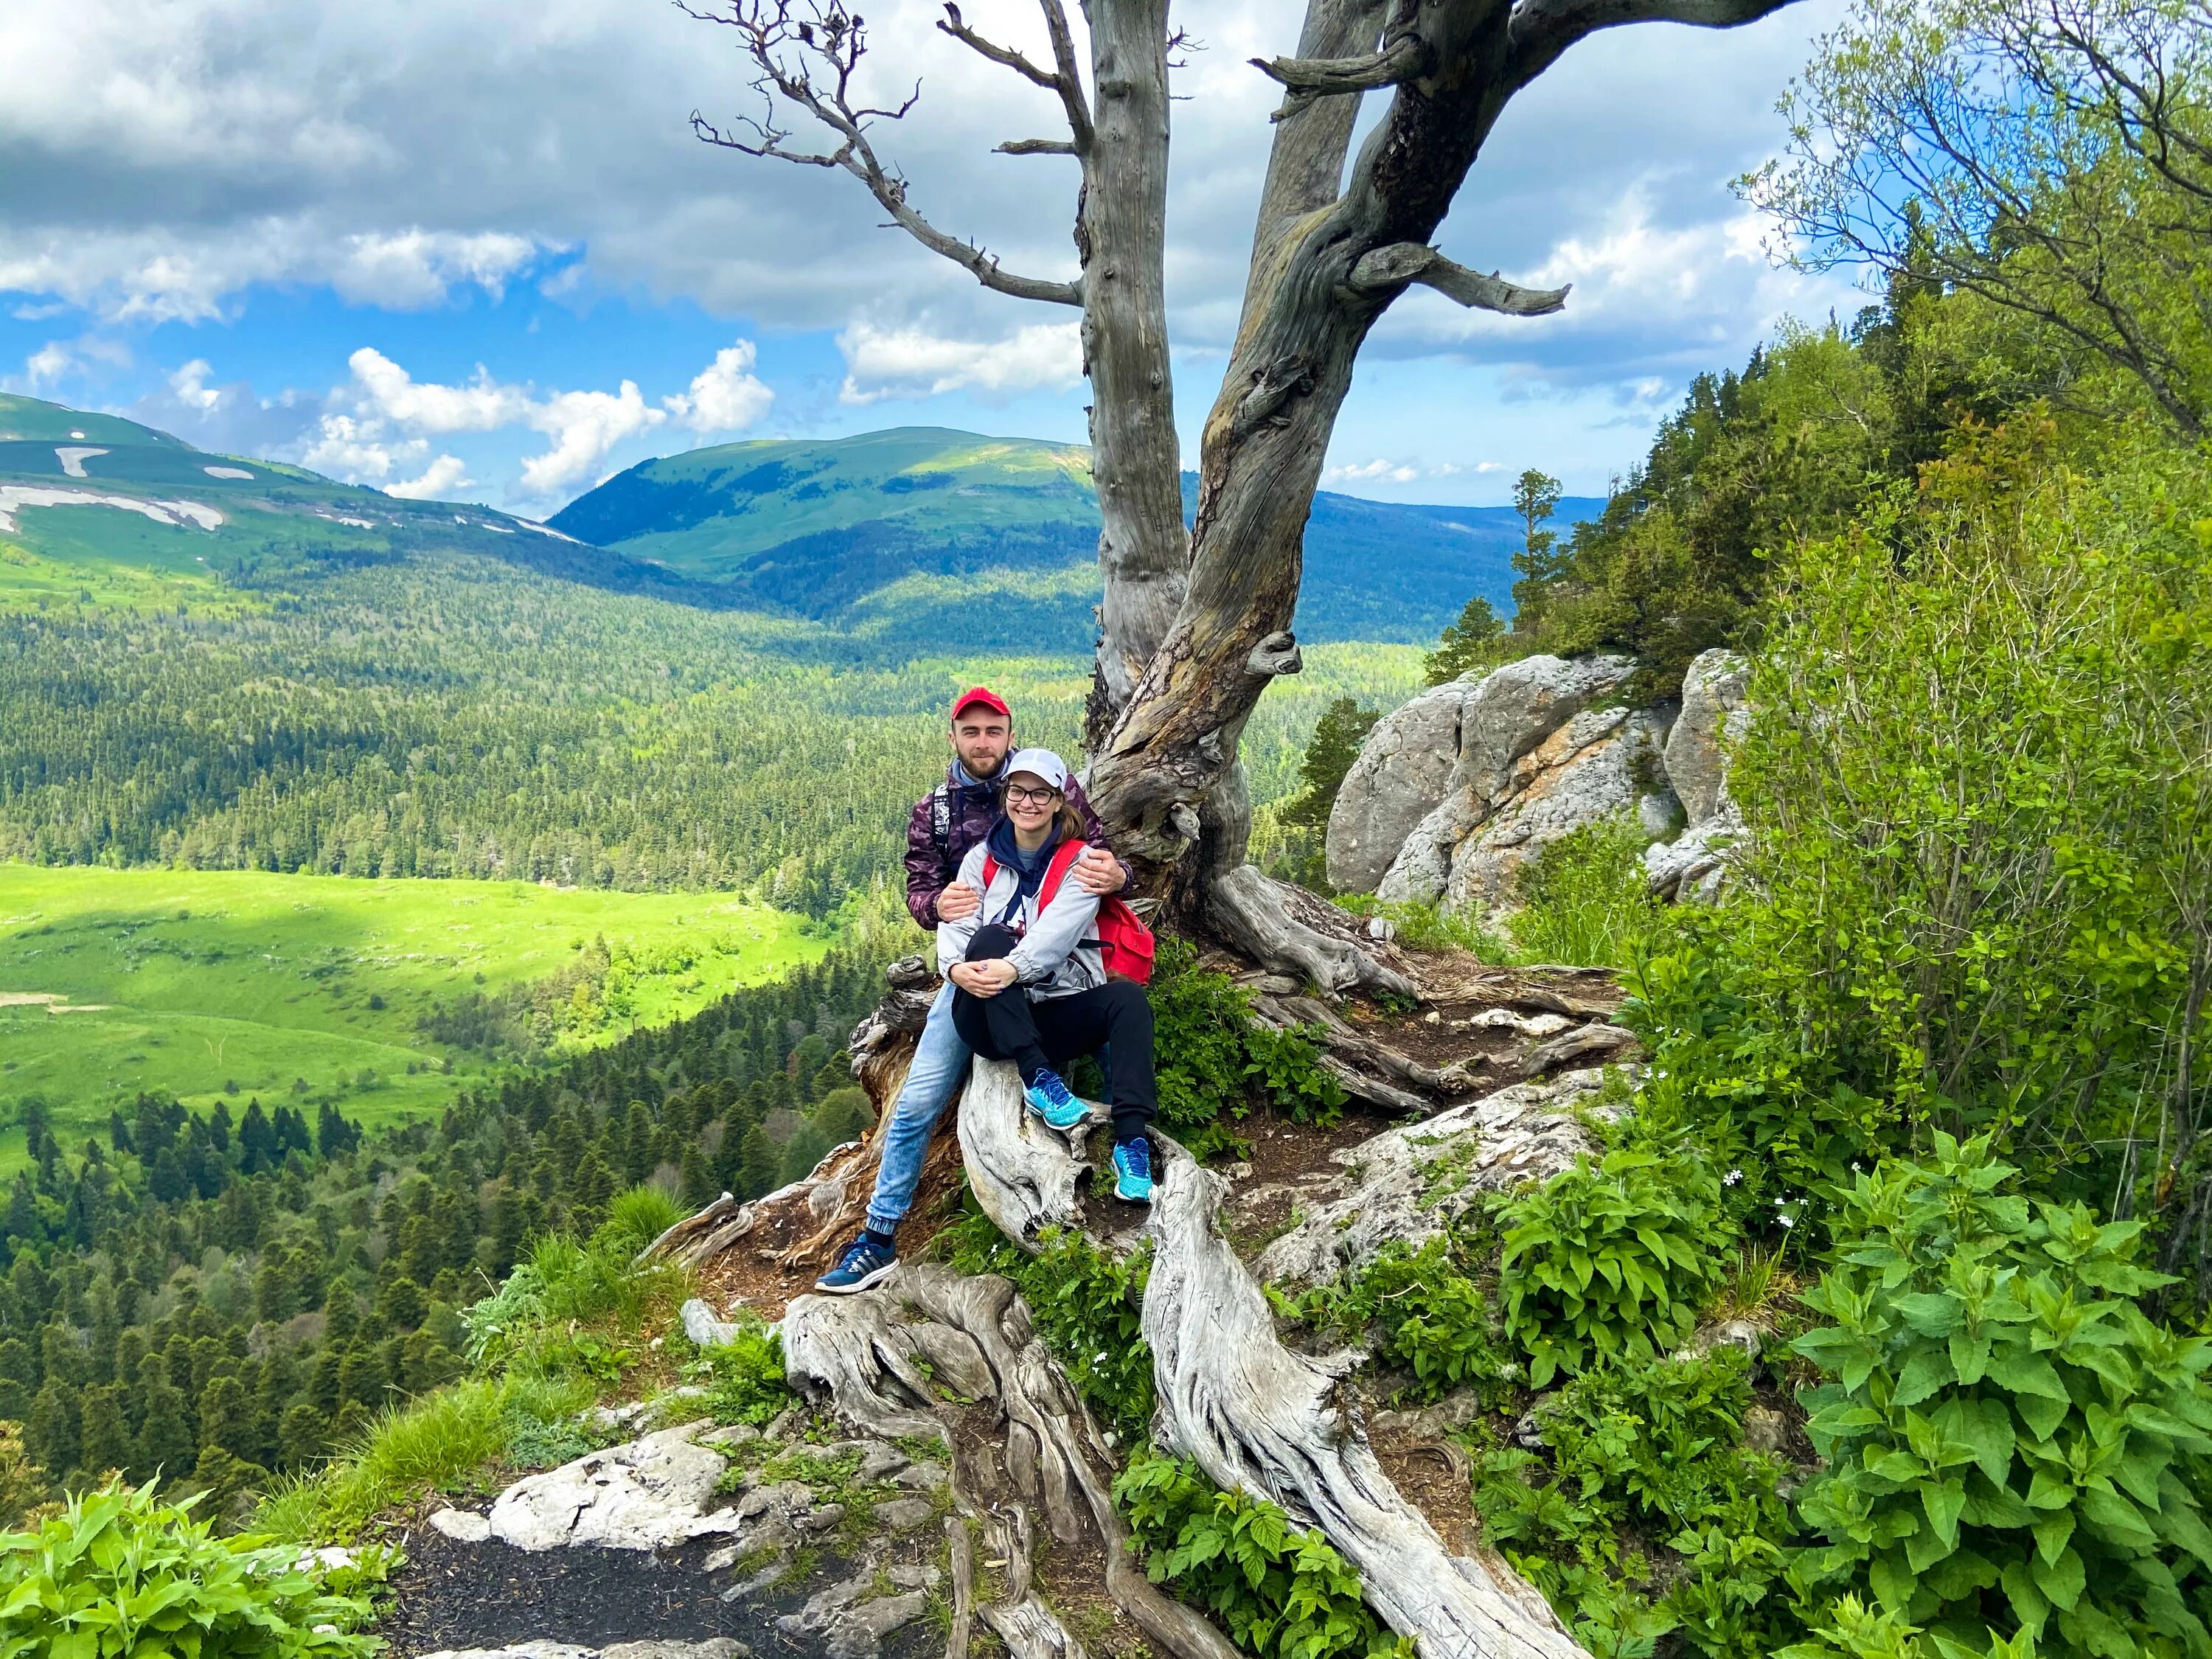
[487,1422,738,1551]
[1661,649,1750,827]
[1326,678,1484,894]
[1370,654,1638,907]
[1441,705,1670,914]
[1644,649,1753,902]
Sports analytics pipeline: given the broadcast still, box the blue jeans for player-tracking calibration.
[865,983,971,1234]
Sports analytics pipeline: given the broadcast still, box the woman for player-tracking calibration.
[937,746,1156,1203]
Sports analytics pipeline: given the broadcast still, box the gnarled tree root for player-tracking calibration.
[782,1265,1239,1659]
[944,1057,1585,1659]
[1206,864,1418,999]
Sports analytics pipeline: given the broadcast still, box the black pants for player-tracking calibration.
[952,924,1156,1144]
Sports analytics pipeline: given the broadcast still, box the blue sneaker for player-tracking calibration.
[815,1234,899,1295]
[1023,1068,1088,1130]
[1112,1138,1155,1203]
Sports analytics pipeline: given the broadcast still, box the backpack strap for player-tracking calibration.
[1034,840,1088,913]
[978,841,1088,933]
[930,783,952,855]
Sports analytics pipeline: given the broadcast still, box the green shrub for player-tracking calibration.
[939,1205,1155,1447]
[1788,1133,2212,1658]
[1498,1148,1727,1385]
[1777,1593,2039,1659]
[1509,815,1666,970]
[1333,894,1517,962]
[1470,1348,1797,1659]
[1272,1234,1513,1405]
[1625,438,2212,1275]
[1148,943,1346,1158]
[1113,1452,1412,1659]
[253,1374,595,1543]
[692,1313,798,1427]
[1,1478,385,1658]
[594,1183,687,1256]
[461,1225,683,1377]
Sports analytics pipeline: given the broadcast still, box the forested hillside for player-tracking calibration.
[0,949,887,1509]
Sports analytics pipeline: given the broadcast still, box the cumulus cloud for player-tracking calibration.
[662,341,773,434]
[386,454,474,498]
[22,341,73,391]
[297,340,781,504]
[516,381,664,497]
[170,358,224,411]
[838,320,1083,404]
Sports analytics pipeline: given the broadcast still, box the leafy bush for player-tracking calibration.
[1509,815,1666,970]
[1,1478,384,1658]
[1272,1234,1513,1405]
[1470,1348,1797,1659]
[1114,1452,1412,1659]
[939,1205,1155,1447]
[1777,1595,2039,1659]
[1625,436,2212,1278]
[1148,943,1346,1158]
[1498,1148,1727,1385]
[692,1313,798,1428]
[1789,1133,2212,1658]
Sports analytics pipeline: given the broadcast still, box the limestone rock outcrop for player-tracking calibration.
[1644,650,1750,903]
[1328,647,1753,917]
[487,1422,740,1551]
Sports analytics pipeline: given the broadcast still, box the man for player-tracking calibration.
[815,686,1127,1293]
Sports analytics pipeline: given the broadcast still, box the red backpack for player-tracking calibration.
[980,840,1157,986]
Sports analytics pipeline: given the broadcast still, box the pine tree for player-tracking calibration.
[132,1354,194,1481]
[76,1385,131,1481]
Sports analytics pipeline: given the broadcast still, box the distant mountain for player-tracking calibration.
[0,394,721,605]
[552,428,1602,645]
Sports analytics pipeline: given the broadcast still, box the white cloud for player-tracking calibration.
[386,453,473,498]
[297,341,784,504]
[517,381,664,498]
[347,347,530,434]
[22,341,73,391]
[837,320,1084,405]
[332,230,541,308]
[1325,459,1421,485]
[662,341,773,434]
[170,358,223,411]
[299,412,423,482]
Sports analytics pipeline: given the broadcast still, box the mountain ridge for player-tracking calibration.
[552,425,1601,644]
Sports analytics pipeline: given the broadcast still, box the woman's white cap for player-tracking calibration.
[1002,748,1070,792]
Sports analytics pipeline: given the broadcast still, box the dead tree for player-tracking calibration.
[683,0,1802,977]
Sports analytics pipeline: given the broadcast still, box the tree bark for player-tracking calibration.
[1080,0,1191,745]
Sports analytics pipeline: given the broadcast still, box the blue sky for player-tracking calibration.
[0,0,1858,518]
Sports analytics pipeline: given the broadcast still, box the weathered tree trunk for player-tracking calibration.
[1079,0,1190,745]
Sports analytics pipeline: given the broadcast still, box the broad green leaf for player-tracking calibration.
[2033,1545,2086,1612]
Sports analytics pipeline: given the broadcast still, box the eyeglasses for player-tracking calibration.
[1004,785,1061,807]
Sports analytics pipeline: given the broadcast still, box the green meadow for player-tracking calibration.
[0,864,825,1168]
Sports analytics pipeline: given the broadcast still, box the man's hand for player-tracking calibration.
[1072,846,1126,896]
[936,880,981,922]
[949,959,1018,998]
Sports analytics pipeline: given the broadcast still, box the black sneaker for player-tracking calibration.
[815,1234,899,1294]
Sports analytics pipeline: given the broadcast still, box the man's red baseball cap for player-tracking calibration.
[951,686,1011,720]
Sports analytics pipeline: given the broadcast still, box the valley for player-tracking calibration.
[0,864,824,1168]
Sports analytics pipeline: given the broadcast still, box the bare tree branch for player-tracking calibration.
[996,137,1079,156]
[1252,32,1427,119]
[1508,0,1805,87]
[1350,243,1571,314]
[936,2,1094,154]
[681,0,1082,307]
